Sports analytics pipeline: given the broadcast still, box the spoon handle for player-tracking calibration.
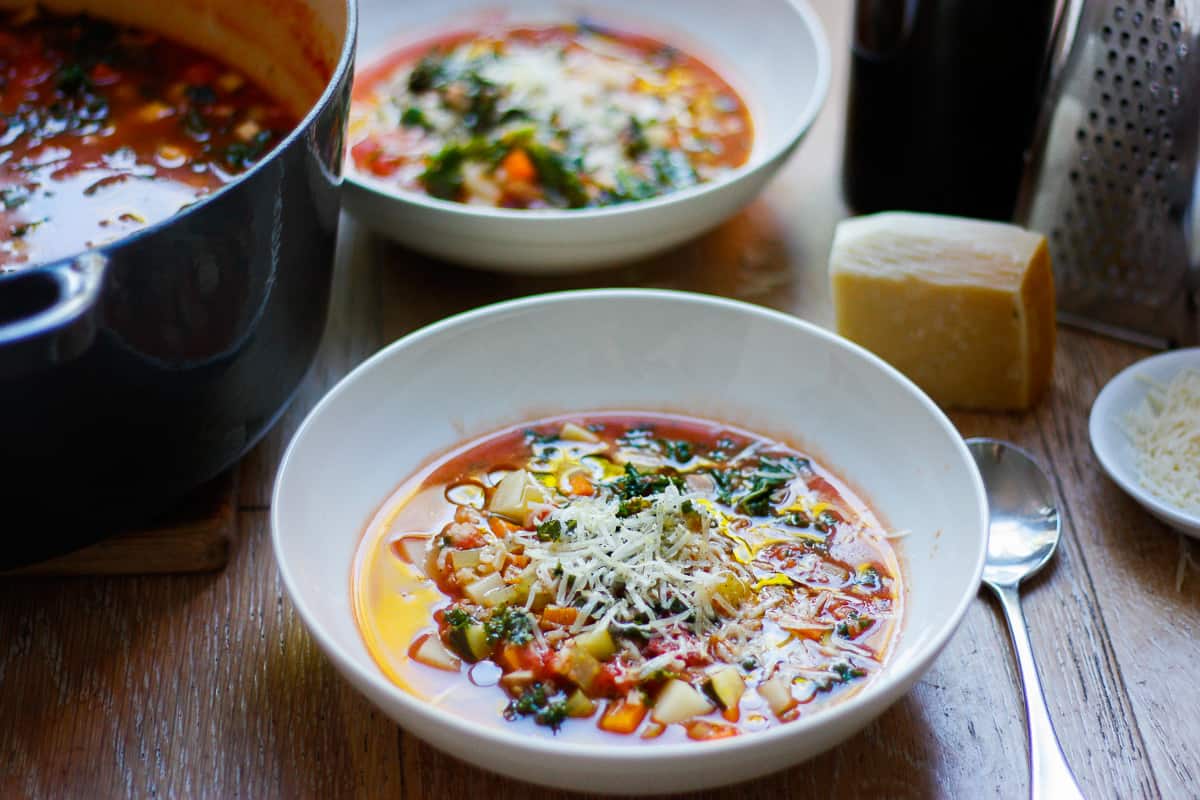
[992,583,1086,800]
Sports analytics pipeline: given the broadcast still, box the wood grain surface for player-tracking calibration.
[3,2,1199,798]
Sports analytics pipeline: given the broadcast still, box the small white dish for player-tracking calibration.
[1089,348,1200,538]
[271,290,988,794]
[342,0,830,273]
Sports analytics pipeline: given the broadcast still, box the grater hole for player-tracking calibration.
[1158,40,1170,55]
[1108,114,1119,127]
[1121,97,1132,110]
[1095,133,1106,145]
[1103,25,1114,41]
[1121,31,1132,47]
[1102,92,1113,105]
[1170,20,1182,38]
[1139,36,1151,52]
[1109,50,1120,64]
[1176,42,1188,59]
[1164,63,1175,80]
[1126,120,1137,133]
[1152,16,1163,33]
[1133,10,1144,26]
[1163,130,1173,144]
[1115,73,1126,86]
[1077,128,1088,142]
[1132,77,1142,91]
[1089,109,1101,123]
[1095,67,1107,82]
[1115,5,1126,21]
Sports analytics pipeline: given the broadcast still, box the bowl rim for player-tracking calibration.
[271,288,989,763]
[1088,347,1200,534]
[341,0,832,223]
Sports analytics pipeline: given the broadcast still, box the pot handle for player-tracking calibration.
[0,253,106,379]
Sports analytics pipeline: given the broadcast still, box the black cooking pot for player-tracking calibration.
[0,0,356,568]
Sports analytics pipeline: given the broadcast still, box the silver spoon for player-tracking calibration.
[967,438,1085,800]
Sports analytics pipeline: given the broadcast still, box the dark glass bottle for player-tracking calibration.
[842,0,1059,221]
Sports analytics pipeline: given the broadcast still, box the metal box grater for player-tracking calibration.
[1017,0,1200,347]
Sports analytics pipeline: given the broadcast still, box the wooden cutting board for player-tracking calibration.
[4,471,237,576]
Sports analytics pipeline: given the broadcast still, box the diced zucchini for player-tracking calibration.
[652,680,714,725]
[562,648,601,692]
[450,548,484,569]
[446,623,490,662]
[564,689,597,718]
[573,626,616,661]
[488,469,547,521]
[702,667,746,710]
[757,675,797,717]
[560,422,599,442]
[409,634,461,672]
[463,572,505,604]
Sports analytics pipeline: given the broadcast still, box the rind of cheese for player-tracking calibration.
[830,212,1056,411]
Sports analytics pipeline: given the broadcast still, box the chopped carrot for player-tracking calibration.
[509,553,531,568]
[489,516,519,537]
[568,472,594,496]
[501,148,537,183]
[598,697,648,734]
[542,605,578,626]
[497,645,524,672]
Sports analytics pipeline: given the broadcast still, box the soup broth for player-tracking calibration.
[354,413,904,744]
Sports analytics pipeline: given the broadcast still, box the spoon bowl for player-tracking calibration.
[969,438,1062,588]
[967,437,1084,800]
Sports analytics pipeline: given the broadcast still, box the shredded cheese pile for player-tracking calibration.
[1123,368,1200,515]
[514,484,755,637]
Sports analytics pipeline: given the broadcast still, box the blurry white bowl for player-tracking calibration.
[1089,348,1200,538]
[272,290,988,794]
[342,0,830,273]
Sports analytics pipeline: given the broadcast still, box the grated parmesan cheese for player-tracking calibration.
[1123,368,1200,516]
[514,484,754,639]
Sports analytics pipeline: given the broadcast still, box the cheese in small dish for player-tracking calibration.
[348,23,753,209]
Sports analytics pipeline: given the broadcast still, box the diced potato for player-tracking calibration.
[481,584,516,608]
[446,623,489,662]
[489,469,547,522]
[702,667,746,710]
[450,548,483,569]
[560,422,599,442]
[564,689,597,718]
[652,680,714,725]
[409,634,460,672]
[598,696,648,734]
[562,648,601,693]
[393,536,427,567]
[500,670,536,691]
[463,572,505,604]
[574,626,616,661]
[758,675,797,718]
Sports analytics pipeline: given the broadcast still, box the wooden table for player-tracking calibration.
[3,2,1198,797]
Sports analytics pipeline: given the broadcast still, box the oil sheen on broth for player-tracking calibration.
[354,413,904,744]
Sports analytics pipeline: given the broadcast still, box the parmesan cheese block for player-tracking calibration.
[830,212,1056,411]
